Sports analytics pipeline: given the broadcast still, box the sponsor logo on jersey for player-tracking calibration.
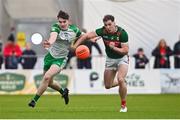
[104,40,121,47]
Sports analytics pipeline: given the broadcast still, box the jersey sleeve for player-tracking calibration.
[69,24,82,37]
[95,27,103,36]
[76,27,82,37]
[120,29,128,43]
[50,23,60,34]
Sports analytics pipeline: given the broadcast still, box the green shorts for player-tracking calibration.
[43,53,67,71]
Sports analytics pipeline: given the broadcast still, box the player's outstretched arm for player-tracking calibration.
[43,32,58,49]
[90,36,101,43]
[73,31,97,48]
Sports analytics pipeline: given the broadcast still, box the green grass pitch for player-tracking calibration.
[0,94,180,119]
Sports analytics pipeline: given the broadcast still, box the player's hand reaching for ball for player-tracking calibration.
[43,40,51,49]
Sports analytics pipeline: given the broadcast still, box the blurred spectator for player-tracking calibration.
[173,36,180,68]
[8,27,16,42]
[21,42,37,69]
[3,37,22,69]
[0,35,3,69]
[77,29,102,69]
[152,39,173,68]
[133,48,149,69]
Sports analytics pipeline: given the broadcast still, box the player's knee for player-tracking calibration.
[117,77,125,85]
[43,74,51,83]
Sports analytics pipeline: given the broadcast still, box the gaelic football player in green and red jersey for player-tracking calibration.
[28,10,82,108]
[74,15,129,112]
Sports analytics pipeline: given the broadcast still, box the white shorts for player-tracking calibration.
[105,55,129,70]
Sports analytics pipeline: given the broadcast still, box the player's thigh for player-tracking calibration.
[44,64,62,80]
[104,69,116,87]
[117,64,128,82]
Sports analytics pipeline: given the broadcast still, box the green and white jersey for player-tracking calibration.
[49,23,81,58]
[95,26,128,59]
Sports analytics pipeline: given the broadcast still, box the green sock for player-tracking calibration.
[59,88,64,94]
[33,94,40,102]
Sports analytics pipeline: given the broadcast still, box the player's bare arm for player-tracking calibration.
[109,42,129,55]
[73,31,97,48]
[43,32,58,48]
[90,36,101,43]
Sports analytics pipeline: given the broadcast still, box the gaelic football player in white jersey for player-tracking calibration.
[28,10,82,108]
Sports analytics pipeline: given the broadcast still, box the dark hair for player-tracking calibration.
[103,15,115,22]
[57,10,69,20]
[138,48,143,52]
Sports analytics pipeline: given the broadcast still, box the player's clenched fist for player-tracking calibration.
[43,40,51,48]
[109,42,115,49]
